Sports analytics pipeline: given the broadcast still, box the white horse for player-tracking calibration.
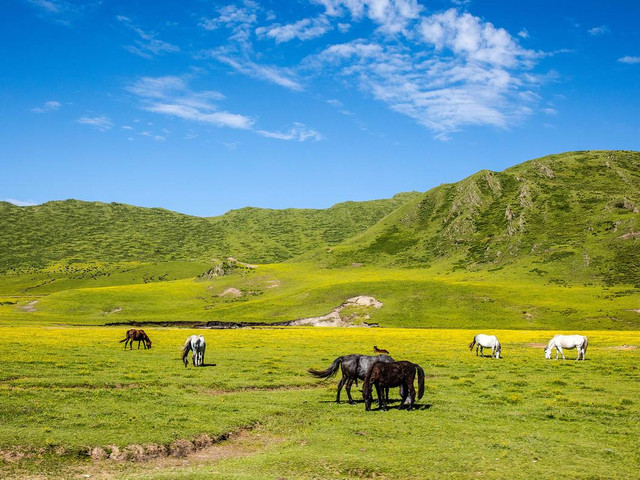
[468,334,502,358]
[544,334,588,361]
[182,334,206,367]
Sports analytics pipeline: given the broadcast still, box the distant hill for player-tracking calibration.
[313,151,640,286]
[0,192,419,271]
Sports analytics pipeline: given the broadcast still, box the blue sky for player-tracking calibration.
[1,0,639,216]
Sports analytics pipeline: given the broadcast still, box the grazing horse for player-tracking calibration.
[182,334,206,367]
[119,329,152,350]
[363,361,425,411]
[308,354,395,403]
[373,346,389,354]
[468,334,501,358]
[545,334,588,361]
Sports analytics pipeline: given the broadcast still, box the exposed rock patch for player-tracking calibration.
[219,288,242,298]
[288,296,383,327]
[20,301,38,312]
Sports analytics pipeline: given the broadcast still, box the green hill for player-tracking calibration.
[2,150,640,330]
[0,192,419,271]
[313,150,640,286]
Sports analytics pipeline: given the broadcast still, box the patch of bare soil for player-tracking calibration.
[526,343,547,349]
[20,301,38,312]
[219,287,242,298]
[75,428,281,479]
[606,345,638,350]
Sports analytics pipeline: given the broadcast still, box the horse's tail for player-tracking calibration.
[415,364,425,400]
[181,338,192,366]
[308,356,343,379]
[118,337,128,343]
[468,336,477,350]
[583,336,588,357]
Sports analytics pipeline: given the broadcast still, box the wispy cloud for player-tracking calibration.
[31,100,61,113]
[200,2,303,91]
[3,198,38,207]
[24,0,99,25]
[77,115,113,131]
[116,15,180,58]
[315,0,423,35]
[306,7,541,139]
[202,1,545,139]
[256,122,323,141]
[212,54,303,91]
[127,75,320,141]
[618,55,640,64]
[256,16,331,43]
[588,25,609,36]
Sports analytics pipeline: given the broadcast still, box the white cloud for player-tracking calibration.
[31,100,61,113]
[419,9,535,68]
[618,56,640,64]
[212,53,303,91]
[256,16,331,43]
[201,2,303,91]
[588,25,609,36]
[518,29,529,39]
[128,76,254,130]
[77,115,113,131]
[257,122,324,141]
[127,75,321,141]
[305,6,541,139]
[314,0,423,34]
[25,0,99,25]
[4,198,38,206]
[116,15,180,58]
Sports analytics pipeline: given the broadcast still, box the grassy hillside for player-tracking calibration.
[0,192,419,270]
[312,151,640,286]
[1,150,639,330]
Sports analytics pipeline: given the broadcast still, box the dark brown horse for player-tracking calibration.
[363,361,424,411]
[119,329,152,350]
[373,345,389,354]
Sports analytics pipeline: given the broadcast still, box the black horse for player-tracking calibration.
[308,354,395,403]
[362,361,425,411]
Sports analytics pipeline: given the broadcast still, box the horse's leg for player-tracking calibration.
[558,346,565,360]
[407,381,416,410]
[345,378,356,404]
[375,383,385,410]
[476,344,479,356]
[336,376,346,403]
[399,383,409,409]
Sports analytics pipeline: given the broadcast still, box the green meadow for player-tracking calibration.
[2,263,640,330]
[1,151,640,478]
[0,327,638,479]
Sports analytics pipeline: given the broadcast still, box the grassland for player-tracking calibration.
[1,326,638,479]
[2,263,640,330]
[2,150,640,478]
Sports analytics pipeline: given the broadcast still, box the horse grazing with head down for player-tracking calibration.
[119,329,152,350]
[308,354,395,403]
[363,360,425,411]
[545,334,588,361]
[182,334,206,367]
[468,334,501,358]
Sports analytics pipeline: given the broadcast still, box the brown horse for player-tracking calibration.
[119,329,152,350]
[373,345,389,354]
[363,361,424,411]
